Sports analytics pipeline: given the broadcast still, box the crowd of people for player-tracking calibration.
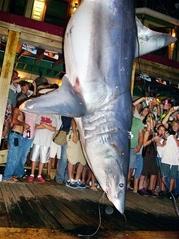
[1,70,179,198]
[1,70,98,191]
[129,96,179,199]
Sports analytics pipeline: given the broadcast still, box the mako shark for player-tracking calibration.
[21,0,176,214]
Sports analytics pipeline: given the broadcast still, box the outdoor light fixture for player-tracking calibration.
[168,28,176,59]
[31,0,47,21]
[69,0,81,16]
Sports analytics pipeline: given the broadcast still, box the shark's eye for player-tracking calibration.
[119,183,124,188]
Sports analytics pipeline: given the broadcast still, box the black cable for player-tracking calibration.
[78,192,105,238]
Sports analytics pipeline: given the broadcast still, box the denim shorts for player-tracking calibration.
[161,163,178,178]
[134,154,143,179]
[129,149,136,169]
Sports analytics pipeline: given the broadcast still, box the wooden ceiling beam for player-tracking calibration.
[135,58,179,85]
[0,21,63,52]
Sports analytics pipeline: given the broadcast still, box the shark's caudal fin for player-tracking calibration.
[136,17,177,57]
[20,75,86,117]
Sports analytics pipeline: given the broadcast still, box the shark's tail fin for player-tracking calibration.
[135,17,177,57]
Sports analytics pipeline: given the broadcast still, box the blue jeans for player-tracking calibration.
[14,137,33,177]
[3,132,23,180]
[55,144,68,183]
[174,178,179,195]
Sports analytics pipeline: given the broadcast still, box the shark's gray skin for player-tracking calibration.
[21,0,176,214]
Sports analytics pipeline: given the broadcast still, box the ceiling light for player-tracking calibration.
[31,0,46,21]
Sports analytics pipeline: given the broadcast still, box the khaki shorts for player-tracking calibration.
[49,141,62,159]
[67,131,86,166]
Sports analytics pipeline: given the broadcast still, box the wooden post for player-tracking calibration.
[131,62,136,97]
[0,0,4,10]
[2,0,9,11]
[0,30,20,143]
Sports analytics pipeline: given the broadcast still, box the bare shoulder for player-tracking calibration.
[13,107,24,119]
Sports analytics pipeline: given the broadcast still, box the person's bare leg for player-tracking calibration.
[127,168,133,188]
[47,157,56,178]
[31,161,36,176]
[144,177,149,189]
[67,162,75,180]
[138,175,145,190]
[27,161,36,182]
[51,158,56,168]
[169,178,175,192]
[81,165,87,183]
[161,176,166,192]
[86,168,92,185]
[148,175,157,191]
[75,163,84,181]
[156,174,162,192]
[133,178,139,193]
[47,158,52,177]
[38,162,44,176]
[90,172,97,191]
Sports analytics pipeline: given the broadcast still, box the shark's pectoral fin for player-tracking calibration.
[20,75,86,117]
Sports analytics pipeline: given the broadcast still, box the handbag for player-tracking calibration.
[53,130,67,145]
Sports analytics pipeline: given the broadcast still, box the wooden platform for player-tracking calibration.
[0,181,178,239]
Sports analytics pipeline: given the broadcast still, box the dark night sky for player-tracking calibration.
[136,0,179,19]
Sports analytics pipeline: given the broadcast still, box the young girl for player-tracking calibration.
[155,124,167,167]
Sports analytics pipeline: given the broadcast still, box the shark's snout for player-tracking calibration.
[85,140,127,214]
